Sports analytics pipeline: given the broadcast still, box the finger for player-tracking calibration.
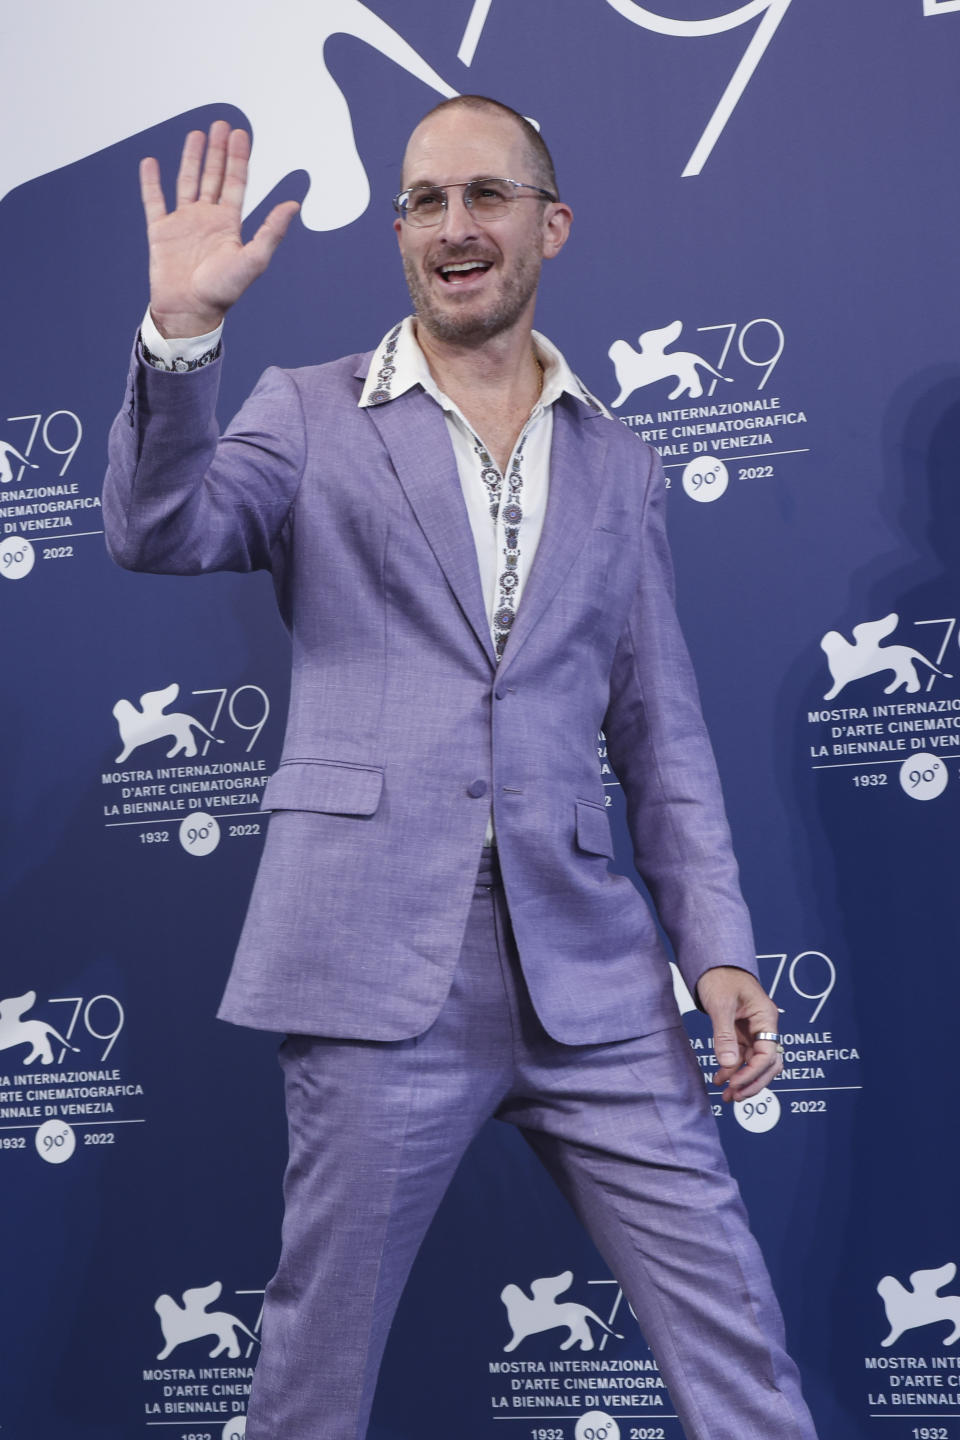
[139,157,168,226]
[710,1013,741,1073]
[724,1064,778,1103]
[714,1057,744,1089]
[721,1043,781,1102]
[198,119,231,203]
[219,127,252,213]
[244,201,301,273]
[175,129,206,206]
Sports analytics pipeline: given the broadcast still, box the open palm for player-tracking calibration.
[141,120,299,338]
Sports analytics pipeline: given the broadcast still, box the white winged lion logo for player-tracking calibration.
[820,614,952,700]
[155,1282,260,1360]
[878,1263,960,1347]
[609,321,732,406]
[113,683,223,763]
[0,992,79,1066]
[0,438,39,486]
[501,1271,623,1352]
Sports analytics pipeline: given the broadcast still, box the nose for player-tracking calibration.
[436,188,479,244]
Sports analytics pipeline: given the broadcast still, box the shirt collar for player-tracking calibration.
[358,316,608,416]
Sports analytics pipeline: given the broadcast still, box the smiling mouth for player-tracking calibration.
[437,260,493,284]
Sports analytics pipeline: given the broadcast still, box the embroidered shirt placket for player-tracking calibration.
[471,427,531,661]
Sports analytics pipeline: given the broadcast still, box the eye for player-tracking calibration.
[471,180,511,205]
[408,188,444,214]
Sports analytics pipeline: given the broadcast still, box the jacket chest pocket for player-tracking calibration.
[566,526,634,609]
[263,759,384,815]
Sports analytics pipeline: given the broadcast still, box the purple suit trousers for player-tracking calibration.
[244,855,817,1440]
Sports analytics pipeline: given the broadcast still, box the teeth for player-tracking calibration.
[441,261,488,274]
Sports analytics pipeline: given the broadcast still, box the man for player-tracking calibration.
[104,98,818,1440]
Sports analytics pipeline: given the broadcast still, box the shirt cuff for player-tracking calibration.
[139,308,224,370]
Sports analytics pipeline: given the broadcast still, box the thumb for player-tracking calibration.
[247,200,301,273]
[711,1008,740,1070]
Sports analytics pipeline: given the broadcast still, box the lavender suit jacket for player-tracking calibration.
[103,345,758,1044]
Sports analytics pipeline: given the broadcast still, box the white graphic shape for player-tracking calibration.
[603,0,794,175]
[878,1262,960,1347]
[820,614,953,700]
[179,811,221,856]
[222,1417,246,1440]
[670,962,696,1016]
[603,0,775,36]
[458,0,493,64]
[682,457,728,503]
[501,1271,624,1353]
[155,1282,260,1360]
[925,0,960,14]
[609,322,732,406]
[36,1119,76,1164]
[0,438,39,485]
[899,752,948,802]
[733,1087,780,1133]
[576,1413,620,1440]
[0,991,79,1066]
[0,535,35,580]
[113,683,222,763]
[2,1,456,230]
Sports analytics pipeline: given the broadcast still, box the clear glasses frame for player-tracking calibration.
[392,176,559,227]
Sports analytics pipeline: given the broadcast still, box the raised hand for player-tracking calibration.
[140,120,300,338]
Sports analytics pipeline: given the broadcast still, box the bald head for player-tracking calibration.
[402,95,558,197]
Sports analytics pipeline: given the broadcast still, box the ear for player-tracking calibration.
[393,217,403,244]
[541,202,573,261]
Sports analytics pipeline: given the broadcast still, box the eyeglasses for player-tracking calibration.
[393,177,558,227]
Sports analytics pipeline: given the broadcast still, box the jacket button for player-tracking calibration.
[494,685,507,700]
[467,779,488,798]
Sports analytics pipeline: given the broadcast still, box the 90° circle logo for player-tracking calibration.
[682,457,728,503]
[575,1412,620,1440]
[0,535,35,579]
[899,752,948,802]
[734,1087,781,1133]
[178,811,221,856]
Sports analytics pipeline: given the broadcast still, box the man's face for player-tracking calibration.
[395,107,566,346]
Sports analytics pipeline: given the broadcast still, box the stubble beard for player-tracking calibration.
[402,245,542,346]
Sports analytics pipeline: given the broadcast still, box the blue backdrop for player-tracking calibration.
[3,3,959,1437]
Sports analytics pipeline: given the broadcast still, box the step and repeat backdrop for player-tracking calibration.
[2,2,959,1437]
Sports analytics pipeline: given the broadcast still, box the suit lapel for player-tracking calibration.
[497,398,608,680]
[363,385,497,668]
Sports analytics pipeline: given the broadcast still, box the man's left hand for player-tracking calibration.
[695,966,782,1103]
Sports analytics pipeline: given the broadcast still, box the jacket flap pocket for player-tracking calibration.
[575,798,614,857]
[263,760,384,816]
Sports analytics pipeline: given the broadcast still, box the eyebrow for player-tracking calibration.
[403,173,499,190]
